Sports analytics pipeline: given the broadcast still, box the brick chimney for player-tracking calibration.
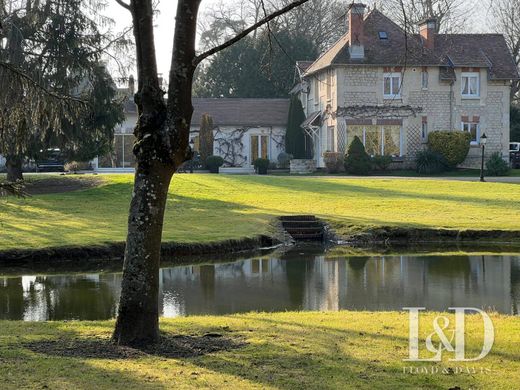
[348,3,366,59]
[419,18,437,50]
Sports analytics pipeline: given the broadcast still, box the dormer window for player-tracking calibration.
[378,31,388,40]
[461,72,480,98]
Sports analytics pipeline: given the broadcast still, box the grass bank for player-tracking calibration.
[0,311,518,389]
[1,174,520,251]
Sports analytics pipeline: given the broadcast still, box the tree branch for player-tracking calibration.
[115,0,131,11]
[0,61,87,105]
[193,0,311,65]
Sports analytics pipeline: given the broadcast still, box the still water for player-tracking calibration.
[1,248,519,320]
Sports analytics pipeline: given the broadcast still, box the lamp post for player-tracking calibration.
[480,133,487,182]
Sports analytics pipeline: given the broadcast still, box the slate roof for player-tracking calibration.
[435,34,518,80]
[304,9,519,81]
[192,98,290,127]
[121,98,290,127]
[296,61,314,74]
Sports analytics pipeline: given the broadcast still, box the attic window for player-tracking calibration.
[378,31,388,40]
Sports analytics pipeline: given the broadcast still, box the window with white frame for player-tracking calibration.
[346,125,402,157]
[461,72,480,98]
[421,70,428,89]
[462,121,479,144]
[250,134,269,163]
[384,73,401,98]
[326,70,332,101]
[421,120,428,142]
[327,126,335,152]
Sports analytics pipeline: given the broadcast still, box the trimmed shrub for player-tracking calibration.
[415,150,448,174]
[277,152,293,169]
[486,152,510,176]
[64,161,91,173]
[253,158,270,175]
[344,136,372,175]
[372,155,393,171]
[206,155,224,174]
[323,152,344,173]
[428,131,471,168]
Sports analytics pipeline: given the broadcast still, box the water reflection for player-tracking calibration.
[1,252,519,320]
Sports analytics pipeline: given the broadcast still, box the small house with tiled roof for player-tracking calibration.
[296,3,519,168]
[95,90,289,172]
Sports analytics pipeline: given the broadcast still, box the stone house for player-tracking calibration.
[94,96,289,173]
[296,3,520,169]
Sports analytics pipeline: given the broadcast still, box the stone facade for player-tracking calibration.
[301,65,512,169]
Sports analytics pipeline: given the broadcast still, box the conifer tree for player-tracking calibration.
[285,95,308,158]
[344,136,372,175]
[199,113,214,163]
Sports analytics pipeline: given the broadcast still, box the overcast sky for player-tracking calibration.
[105,0,491,79]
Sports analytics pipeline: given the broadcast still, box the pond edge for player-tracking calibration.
[2,226,520,265]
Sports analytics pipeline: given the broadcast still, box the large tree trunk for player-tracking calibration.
[113,0,310,347]
[112,162,173,345]
[6,156,23,182]
[112,0,198,346]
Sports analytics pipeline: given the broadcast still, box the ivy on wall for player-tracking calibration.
[212,127,285,167]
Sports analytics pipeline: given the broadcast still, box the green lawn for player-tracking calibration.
[272,168,520,177]
[1,174,520,250]
[0,311,518,389]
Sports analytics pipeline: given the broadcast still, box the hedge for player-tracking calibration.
[428,131,471,168]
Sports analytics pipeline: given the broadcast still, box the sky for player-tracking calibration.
[104,0,490,81]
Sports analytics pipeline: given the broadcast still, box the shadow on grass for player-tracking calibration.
[232,175,520,209]
[23,332,246,359]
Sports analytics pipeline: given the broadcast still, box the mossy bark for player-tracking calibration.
[112,0,199,346]
[113,164,173,345]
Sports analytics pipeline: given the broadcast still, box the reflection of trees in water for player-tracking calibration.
[512,258,520,315]
[284,260,310,307]
[0,278,25,320]
[425,256,471,277]
[1,274,121,321]
[281,248,316,307]
[199,265,215,301]
[347,257,369,271]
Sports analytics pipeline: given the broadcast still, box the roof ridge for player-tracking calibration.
[438,33,504,36]
[303,33,349,75]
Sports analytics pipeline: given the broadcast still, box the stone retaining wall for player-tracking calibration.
[290,159,317,174]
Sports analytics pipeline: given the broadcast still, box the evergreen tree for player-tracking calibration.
[199,113,214,163]
[285,95,308,158]
[193,30,317,98]
[57,65,125,162]
[0,0,126,181]
[344,136,372,175]
[511,105,520,142]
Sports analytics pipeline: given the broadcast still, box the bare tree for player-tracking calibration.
[383,0,473,33]
[489,0,520,102]
[112,0,312,347]
[198,0,348,54]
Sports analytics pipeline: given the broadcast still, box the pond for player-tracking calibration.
[1,246,519,320]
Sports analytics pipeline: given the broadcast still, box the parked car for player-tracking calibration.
[510,142,520,168]
[36,149,65,172]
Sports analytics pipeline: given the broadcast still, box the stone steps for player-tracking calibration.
[280,215,324,242]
